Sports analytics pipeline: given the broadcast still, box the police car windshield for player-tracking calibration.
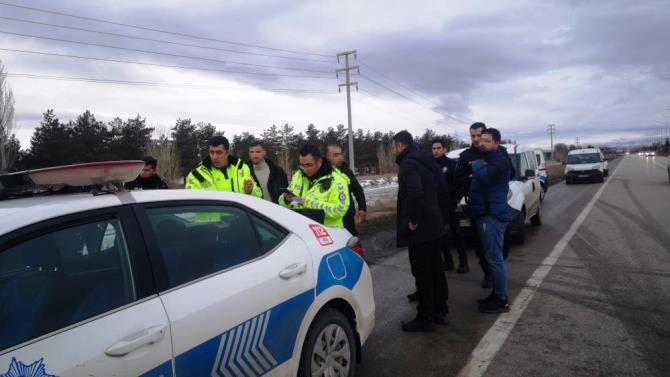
[567,153,601,164]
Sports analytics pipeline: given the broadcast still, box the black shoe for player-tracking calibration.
[481,276,492,289]
[401,316,435,332]
[478,295,510,313]
[407,291,419,302]
[457,264,469,274]
[477,292,496,305]
[444,262,455,271]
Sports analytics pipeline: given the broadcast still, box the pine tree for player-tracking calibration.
[70,110,109,163]
[27,109,73,168]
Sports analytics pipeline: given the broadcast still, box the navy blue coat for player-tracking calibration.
[469,148,513,222]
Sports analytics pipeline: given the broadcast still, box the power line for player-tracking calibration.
[2,72,336,93]
[0,1,333,58]
[0,15,333,64]
[0,30,333,74]
[359,74,471,124]
[0,48,334,80]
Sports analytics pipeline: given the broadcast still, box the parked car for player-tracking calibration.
[448,144,542,244]
[0,162,374,377]
[565,148,608,184]
[534,149,549,202]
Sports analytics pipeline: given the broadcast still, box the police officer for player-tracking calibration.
[125,156,169,190]
[279,144,350,228]
[185,135,262,197]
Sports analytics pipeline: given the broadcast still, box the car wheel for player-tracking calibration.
[511,210,526,244]
[597,174,604,183]
[530,206,542,226]
[565,178,572,185]
[299,308,356,377]
[603,169,609,177]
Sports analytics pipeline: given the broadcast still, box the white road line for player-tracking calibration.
[457,160,625,377]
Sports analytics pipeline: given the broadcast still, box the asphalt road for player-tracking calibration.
[357,155,670,377]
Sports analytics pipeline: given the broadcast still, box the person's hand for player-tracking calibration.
[408,222,418,231]
[444,223,450,232]
[356,210,367,223]
[243,179,253,194]
[296,199,305,206]
[283,192,294,201]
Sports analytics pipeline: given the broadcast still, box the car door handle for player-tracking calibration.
[105,325,167,357]
[279,263,307,279]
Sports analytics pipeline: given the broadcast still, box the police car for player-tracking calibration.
[0,162,374,377]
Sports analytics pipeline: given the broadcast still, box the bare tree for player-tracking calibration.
[146,127,180,187]
[376,143,396,174]
[0,60,17,172]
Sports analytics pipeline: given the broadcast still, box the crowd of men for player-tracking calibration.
[131,121,513,333]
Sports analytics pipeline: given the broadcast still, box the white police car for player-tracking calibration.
[0,162,374,377]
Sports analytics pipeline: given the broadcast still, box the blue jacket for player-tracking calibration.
[469,148,512,222]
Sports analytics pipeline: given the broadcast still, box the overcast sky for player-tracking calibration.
[1,0,669,150]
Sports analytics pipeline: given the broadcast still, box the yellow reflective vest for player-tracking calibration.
[185,156,262,198]
[279,164,350,228]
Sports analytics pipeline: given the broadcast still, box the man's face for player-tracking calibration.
[249,145,266,165]
[299,154,322,177]
[479,133,499,152]
[432,143,446,158]
[326,146,344,167]
[139,165,156,179]
[470,127,484,147]
[209,144,229,168]
[393,141,405,156]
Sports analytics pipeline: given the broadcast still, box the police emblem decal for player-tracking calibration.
[1,358,57,377]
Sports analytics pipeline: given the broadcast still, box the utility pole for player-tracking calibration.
[336,50,359,172]
[547,124,556,159]
[575,136,580,147]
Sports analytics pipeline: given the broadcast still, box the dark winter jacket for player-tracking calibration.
[469,147,513,222]
[124,174,168,190]
[395,143,447,248]
[453,146,483,200]
[338,162,367,214]
[435,154,458,211]
[248,158,289,203]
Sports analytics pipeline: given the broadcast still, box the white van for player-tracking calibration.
[565,148,609,184]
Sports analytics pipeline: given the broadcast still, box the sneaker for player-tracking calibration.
[477,292,496,305]
[407,291,419,302]
[481,276,492,289]
[478,295,510,313]
[401,316,435,332]
[457,264,469,274]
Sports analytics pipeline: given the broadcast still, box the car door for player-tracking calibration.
[524,151,541,214]
[0,207,173,377]
[137,202,314,376]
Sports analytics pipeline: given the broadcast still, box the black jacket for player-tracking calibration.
[338,162,367,213]
[124,175,168,190]
[454,146,482,200]
[248,158,288,203]
[395,143,448,248]
[435,154,458,211]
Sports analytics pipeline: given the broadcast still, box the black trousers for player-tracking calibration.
[408,239,449,319]
[441,216,468,266]
[343,211,358,236]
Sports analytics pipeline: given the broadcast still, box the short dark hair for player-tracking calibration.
[142,156,157,169]
[326,143,343,152]
[392,130,413,146]
[470,122,487,131]
[299,144,321,160]
[208,135,229,150]
[482,128,501,142]
[431,138,446,148]
[249,139,265,149]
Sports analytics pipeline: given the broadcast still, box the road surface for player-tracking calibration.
[358,155,670,376]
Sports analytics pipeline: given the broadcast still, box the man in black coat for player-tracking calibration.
[454,122,492,287]
[432,138,469,273]
[124,156,169,190]
[393,131,450,332]
[326,144,367,236]
[248,140,289,203]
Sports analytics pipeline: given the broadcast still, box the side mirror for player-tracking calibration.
[524,169,535,179]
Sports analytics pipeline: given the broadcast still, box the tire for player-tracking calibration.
[511,210,526,244]
[565,178,572,185]
[530,205,542,226]
[603,169,609,177]
[597,174,604,183]
[299,308,357,377]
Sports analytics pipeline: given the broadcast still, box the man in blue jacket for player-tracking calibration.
[469,128,513,313]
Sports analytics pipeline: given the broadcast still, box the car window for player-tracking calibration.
[146,205,262,288]
[567,153,601,164]
[250,214,289,254]
[0,218,136,351]
[526,151,538,171]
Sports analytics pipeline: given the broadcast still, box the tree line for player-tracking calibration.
[9,109,463,182]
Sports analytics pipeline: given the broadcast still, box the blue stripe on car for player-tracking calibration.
[315,247,364,296]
